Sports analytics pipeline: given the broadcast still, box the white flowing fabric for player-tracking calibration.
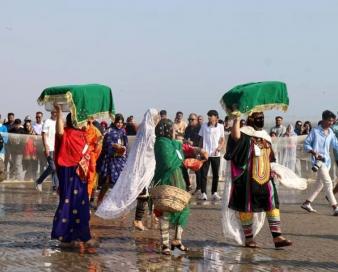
[95,109,158,219]
[221,163,306,245]
[271,162,307,190]
[221,161,265,245]
[221,127,305,245]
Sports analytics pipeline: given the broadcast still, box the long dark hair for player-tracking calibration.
[23,121,33,134]
[114,113,124,123]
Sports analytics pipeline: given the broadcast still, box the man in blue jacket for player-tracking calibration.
[0,119,9,181]
[301,110,338,216]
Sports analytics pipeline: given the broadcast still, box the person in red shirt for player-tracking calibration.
[51,104,95,254]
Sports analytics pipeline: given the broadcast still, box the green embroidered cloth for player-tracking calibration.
[38,84,115,127]
[220,81,289,116]
[153,137,190,227]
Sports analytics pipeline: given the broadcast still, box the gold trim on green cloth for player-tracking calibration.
[220,99,288,117]
[37,92,114,128]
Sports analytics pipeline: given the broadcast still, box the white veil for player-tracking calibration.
[95,109,158,219]
[221,161,265,245]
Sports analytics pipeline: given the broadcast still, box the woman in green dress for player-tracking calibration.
[152,119,190,255]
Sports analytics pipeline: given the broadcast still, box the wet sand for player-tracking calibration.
[0,181,338,272]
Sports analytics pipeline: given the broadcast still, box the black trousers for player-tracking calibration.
[201,157,220,194]
[195,169,202,190]
[181,166,191,190]
[135,188,148,221]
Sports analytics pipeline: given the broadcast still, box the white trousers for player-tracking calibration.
[308,165,337,206]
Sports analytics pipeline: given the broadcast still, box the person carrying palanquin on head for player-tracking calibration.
[225,112,292,248]
[51,103,96,254]
[220,81,308,249]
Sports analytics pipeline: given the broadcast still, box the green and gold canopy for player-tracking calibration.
[220,81,289,116]
[38,84,115,127]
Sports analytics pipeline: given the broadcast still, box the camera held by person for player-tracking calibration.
[312,156,325,172]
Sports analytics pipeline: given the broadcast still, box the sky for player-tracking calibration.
[1,0,338,125]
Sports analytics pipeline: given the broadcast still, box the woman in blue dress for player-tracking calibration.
[51,105,95,253]
[97,114,128,203]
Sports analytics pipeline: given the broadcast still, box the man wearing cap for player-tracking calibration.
[35,110,59,192]
[198,110,225,201]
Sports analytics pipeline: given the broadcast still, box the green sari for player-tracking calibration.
[153,137,190,227]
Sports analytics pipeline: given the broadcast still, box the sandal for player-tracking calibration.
[161,245,171,255]
[171,242,189,252]
[245,240,258,248]
[274,238,292,248]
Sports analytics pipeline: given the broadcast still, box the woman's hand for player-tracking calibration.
[112,144,126,156]
[112,143,120,148]
[200,149,208,160]
[53,102,62,114]
[112,143,124,149]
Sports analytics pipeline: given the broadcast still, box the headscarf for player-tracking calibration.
[284,124,296,137]
[155,118,174,138]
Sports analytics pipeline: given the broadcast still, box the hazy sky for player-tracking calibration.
[1,1,337,124]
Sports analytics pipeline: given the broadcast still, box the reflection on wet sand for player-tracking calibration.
[1,182,338,271]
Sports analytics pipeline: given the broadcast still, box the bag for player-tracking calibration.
[150,185,191,212]
[183,158,203,171]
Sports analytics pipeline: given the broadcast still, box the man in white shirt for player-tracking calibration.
[35,110,59,192]
[198,110,225,201]
[33,112,44,135]
[33,111,46,178]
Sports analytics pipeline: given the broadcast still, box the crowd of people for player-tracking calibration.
[0,112,46,182]
[1,107,338,254]
[225,116,314,138]
[1,109,337,194]
[0,112,138,184]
